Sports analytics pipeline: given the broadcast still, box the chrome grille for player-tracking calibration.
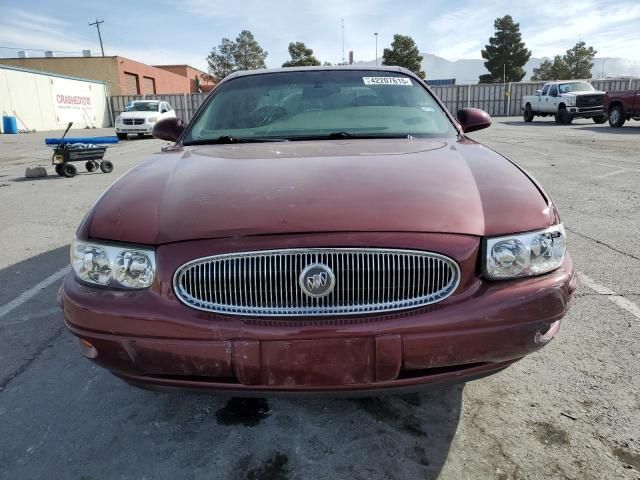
[173,248,460,316]
[122,118,145,125]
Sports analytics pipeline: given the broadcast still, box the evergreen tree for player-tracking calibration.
[282,42,321,67]
[479,15,531,83]
[234,30,268,71]
[206,30,268,81]
[206,37,237,81]
[382,34,425,79]
[564,41,597,79]
[531,42,597,81]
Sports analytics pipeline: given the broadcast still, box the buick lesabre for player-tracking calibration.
[59,66,576,395]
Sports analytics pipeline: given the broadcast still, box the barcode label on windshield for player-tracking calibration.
[363,77,412,86]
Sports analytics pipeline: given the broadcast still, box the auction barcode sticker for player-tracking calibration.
[363,77,412,86]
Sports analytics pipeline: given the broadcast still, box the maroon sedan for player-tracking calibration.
[59,67,576,395]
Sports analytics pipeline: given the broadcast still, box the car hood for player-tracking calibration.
[118,111,158,118]
[87,139,555,245]
[560,90,605,97]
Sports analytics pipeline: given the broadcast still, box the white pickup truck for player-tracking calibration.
[522,80,607,124]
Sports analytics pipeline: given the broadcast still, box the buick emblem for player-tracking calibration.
[299,263,335,298]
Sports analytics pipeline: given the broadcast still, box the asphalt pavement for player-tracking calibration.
[0,119,639,480]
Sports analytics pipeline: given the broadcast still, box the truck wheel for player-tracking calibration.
[592,116,607,124]
[62,163,77,178]
[523,105,534,122]
[557,107,573,125]
[55,164,64,176]
[85,160,98,172]
[116,133,128,140]
[100,160,114,173]
[608,105,625,128]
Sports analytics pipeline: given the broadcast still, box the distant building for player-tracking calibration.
[154,64,215,93]
[0,55,211,95]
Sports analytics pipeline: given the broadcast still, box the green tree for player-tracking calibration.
[234,30,268,71]
[531,55,570,81]
[479,15,531,83]
[382,34,425,79]
[206,30,268,81]
[282,42,321,67]
[531,42,597,80]
[206,37,237,81]
[563,41,597,79]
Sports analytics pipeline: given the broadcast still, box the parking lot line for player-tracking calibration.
[0,266,70,320]
[579,272,640,320]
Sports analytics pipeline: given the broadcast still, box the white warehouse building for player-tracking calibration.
[0,64,111,132]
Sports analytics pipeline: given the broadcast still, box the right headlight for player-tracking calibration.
[71,238,155,289]
[484,225,566,280]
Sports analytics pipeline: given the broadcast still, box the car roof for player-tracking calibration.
[223,65,418,83]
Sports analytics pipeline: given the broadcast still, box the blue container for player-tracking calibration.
[2,115,18,134]
[45,136,119,145]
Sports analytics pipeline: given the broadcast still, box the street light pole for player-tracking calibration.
[89,19,105,56]
[374,32,379,65]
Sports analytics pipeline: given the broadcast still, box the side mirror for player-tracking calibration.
[152,117,185,142]
[457,108,491,133]
[536,89,542,96]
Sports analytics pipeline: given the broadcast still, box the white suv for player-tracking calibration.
[115,100,176,139]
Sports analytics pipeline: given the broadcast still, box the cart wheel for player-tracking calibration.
[63,163,77,178]
[86,160,98,172]
[55,164,64,176]
[100,160,114,173]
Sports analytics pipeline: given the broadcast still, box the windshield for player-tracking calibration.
[183,70,456,144]
[558,82,595,93]
[125,102,159,112]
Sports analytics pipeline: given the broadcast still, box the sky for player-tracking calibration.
[1,0,639,72]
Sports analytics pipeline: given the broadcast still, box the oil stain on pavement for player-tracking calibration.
[216,397,271,427]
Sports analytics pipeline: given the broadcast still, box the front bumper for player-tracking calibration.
[115,124,154,134]
[567,106,605,118]
[59,235,576,395]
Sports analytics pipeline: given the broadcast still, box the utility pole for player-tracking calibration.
[374,32,378,65]
[89,19,105,56]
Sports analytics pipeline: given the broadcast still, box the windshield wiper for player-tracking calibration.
[184,136,289,146]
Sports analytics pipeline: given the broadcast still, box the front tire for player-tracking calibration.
[116,133,128,140]
[608,105,625,128]
[592,115,607,124]
[523,105,534,122]
[556,107,573,125]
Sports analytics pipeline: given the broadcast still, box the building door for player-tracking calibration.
[142,76,156,94]
[123,72,139,94]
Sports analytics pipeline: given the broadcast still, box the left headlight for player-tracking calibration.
[71,238,155,289]
[484,225,566,280]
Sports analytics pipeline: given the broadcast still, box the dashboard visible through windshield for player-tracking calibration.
[183,70,456,144]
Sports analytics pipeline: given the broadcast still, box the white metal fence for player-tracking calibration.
[110,78,640,124]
